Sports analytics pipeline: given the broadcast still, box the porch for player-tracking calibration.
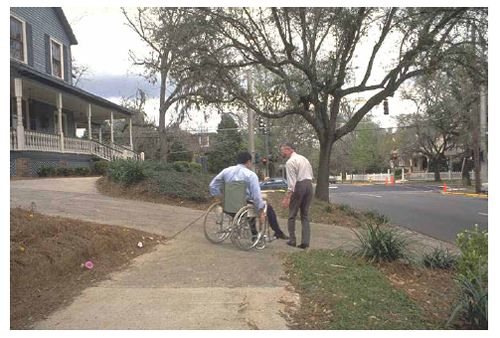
[10,128,138,161]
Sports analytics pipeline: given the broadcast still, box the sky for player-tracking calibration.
[62,5,419,134]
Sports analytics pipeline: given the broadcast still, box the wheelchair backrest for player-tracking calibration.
[223,180,247,214]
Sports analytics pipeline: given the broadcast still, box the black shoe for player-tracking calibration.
[286,240,296,247]
[275,233,290,240]
[297,244,309,249]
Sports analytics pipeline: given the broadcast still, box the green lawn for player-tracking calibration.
[285,250,436,329]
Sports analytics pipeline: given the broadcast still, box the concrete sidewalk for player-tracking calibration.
[10,177,453,329]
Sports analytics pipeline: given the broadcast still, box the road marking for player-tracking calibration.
[478,212,488,216]
[359,193,382,198]
[329,186,338,189]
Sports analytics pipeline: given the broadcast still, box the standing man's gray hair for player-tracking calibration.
[279,142,295,150]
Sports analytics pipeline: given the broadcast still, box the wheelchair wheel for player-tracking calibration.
[231,205,264,250]
[203,202,232,244]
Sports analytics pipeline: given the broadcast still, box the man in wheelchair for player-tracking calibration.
[209,151,289,240]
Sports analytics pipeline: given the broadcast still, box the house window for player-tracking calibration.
[10,15,26,63]
[199,135,210,148]
[50,39,64,79]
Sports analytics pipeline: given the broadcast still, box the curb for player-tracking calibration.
[441,191,488,199]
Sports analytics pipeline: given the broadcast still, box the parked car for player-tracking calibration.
[260,177,288,191]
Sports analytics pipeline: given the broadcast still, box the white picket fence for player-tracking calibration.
[332,171,473,182]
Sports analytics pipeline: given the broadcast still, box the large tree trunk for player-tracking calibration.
[315,139,334,201]
[433,157,442,181]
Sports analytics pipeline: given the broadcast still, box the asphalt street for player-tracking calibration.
[329,184,488,243]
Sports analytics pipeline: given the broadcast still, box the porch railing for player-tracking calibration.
[113,143,139,160]
[11,129,139,161]
[25,130,60,151]
[10,129,17,150]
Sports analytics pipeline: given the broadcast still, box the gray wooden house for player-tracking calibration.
[10,7,139,176]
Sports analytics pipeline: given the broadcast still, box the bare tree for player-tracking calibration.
[194,7,476,200]
[122,8,218,159]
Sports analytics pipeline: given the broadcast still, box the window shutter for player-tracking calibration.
[26,23,33,66]
[44,34,51,74]
[63,45,69,82]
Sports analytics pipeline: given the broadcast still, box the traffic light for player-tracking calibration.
[254,152,261,164]
[383,99,389,115]
[257,116,265,131]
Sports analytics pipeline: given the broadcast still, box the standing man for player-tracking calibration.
[280,142,314,249]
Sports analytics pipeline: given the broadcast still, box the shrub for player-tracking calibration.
[173,161,190,172]
[143,160,173,172]
[148,170,211,202]
[354,223,408,262]
[337,203,357,217]
[421,247,457,269]
[108,159,146,186]
[38,166,56,177]
[446,225,488,329]
[394,168,402,180]
[324,205,333,213]
[448,271,488,329]
[363,209,389,225]
[56,167,73,176]
[189,162,202,173]
[93,160,109,175]
[74,167,90,176]
[456,225,488,284]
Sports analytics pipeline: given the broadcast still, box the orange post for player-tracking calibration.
[385,177,388,185]
[390,176,395,185]
[443,182,447,193]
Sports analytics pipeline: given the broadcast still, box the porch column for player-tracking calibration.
[110,111,114,144]
[26,99,30,130]
[87,104,92,140]
[129,118,133,150]
[57,93,64,152]
[14,78,25,150]
[98,125,102,143]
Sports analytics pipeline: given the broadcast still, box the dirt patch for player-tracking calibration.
[10,207,166,329]
[377,261,459,327]
[96,177,214,210]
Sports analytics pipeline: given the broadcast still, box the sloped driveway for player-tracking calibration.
[10,177,452,329]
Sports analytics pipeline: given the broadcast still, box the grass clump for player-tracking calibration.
[422,247,457,269]
[362,209,389,225]
[354,223,408,262]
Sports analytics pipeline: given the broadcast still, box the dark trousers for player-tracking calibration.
[248,204,284,237]
[287,180,313,245]
[267,204,285,236]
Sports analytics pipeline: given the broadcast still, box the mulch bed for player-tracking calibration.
[10,208,166,329]
[377,261,459,327]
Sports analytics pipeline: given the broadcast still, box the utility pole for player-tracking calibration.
[246,69,255,171]
[265,122,270,177]
[471,24,481,193]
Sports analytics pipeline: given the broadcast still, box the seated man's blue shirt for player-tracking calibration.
[209,164,265,211]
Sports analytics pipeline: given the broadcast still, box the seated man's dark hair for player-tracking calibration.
[236,151,252,165]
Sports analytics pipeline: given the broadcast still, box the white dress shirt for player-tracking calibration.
[285,152,314,192]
